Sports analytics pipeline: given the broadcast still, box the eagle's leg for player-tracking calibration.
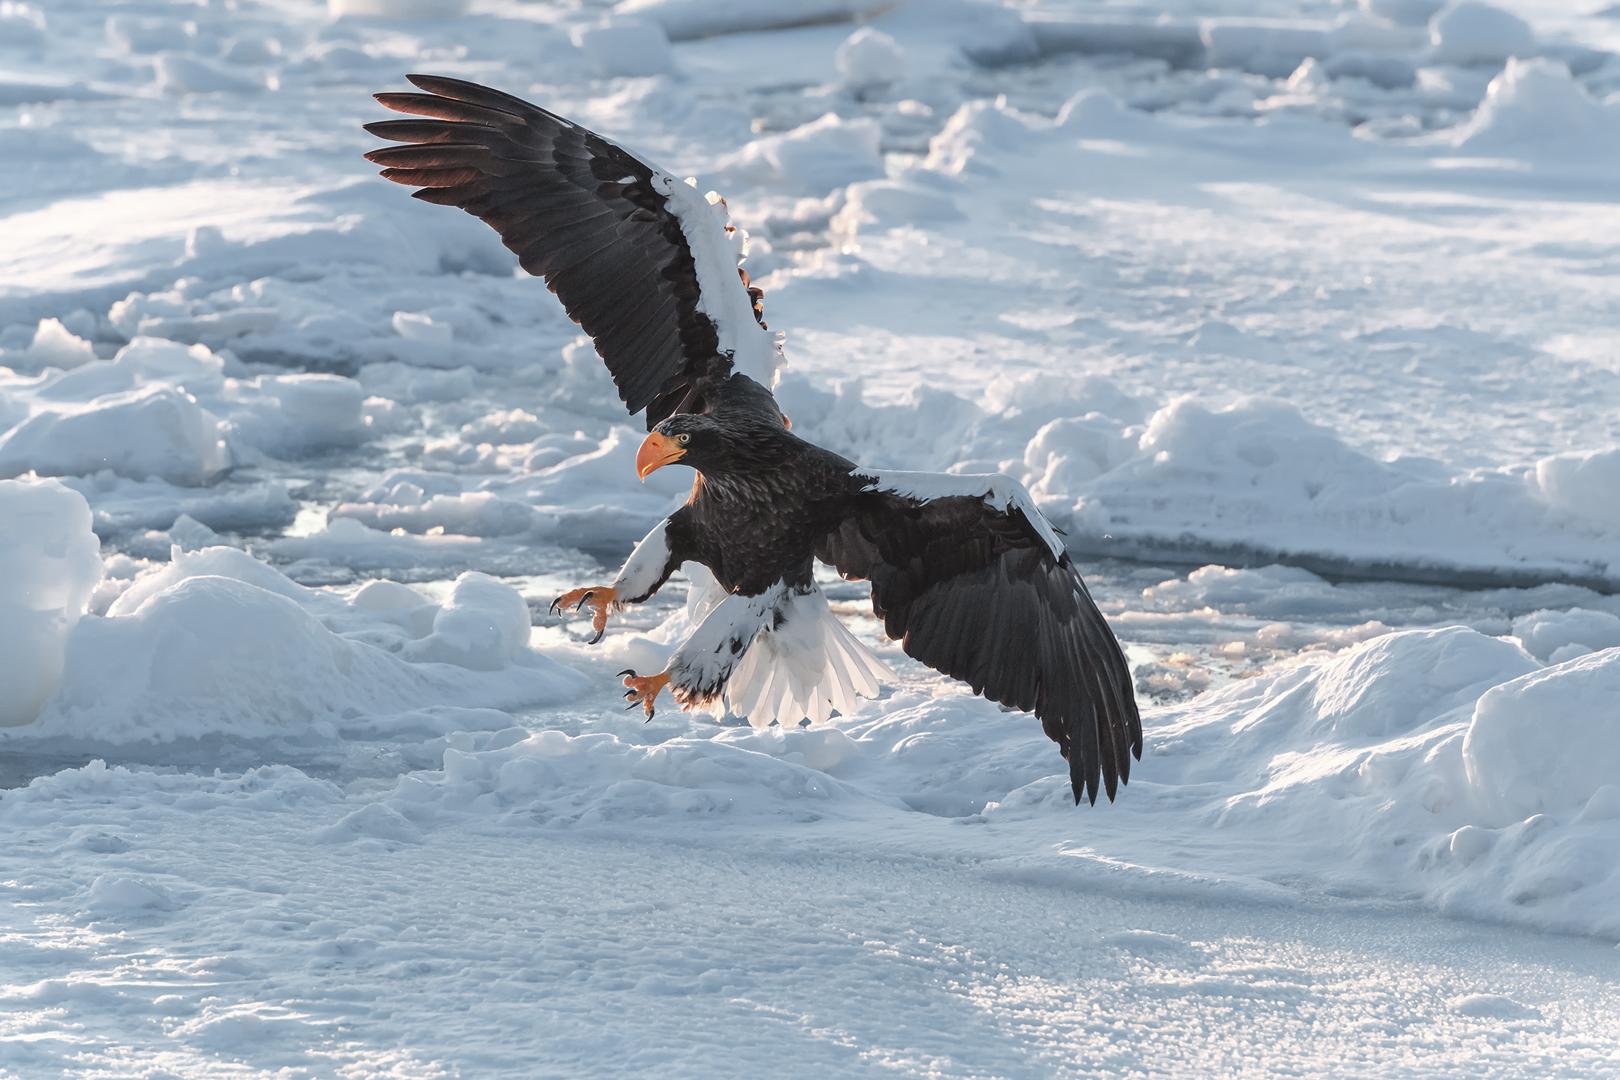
[667,585,782,712]
[614,587,776,720]
[550,518,682,645]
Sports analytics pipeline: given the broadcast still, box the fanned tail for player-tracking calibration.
[725,586,888,727]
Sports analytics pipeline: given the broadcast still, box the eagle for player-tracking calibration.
[365,75,1142,804]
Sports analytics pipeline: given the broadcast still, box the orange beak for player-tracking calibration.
[635,431,686,481]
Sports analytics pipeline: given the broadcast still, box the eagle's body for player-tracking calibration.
[367,75,1143,805]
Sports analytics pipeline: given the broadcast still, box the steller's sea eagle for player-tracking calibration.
[365,75,1142,804]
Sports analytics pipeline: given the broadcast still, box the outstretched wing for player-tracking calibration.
[364,74,782,427]
[817,471,1142,805]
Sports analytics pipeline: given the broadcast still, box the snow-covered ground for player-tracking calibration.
[3,0,1620,1075]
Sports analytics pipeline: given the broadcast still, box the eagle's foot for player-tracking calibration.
[550,585,618,644]
[618,669,670,721]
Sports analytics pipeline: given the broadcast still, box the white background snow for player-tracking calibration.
[2,0,1620,1075]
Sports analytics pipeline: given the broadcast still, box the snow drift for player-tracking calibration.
[1101,628,1620,939]
[1,529,588,746]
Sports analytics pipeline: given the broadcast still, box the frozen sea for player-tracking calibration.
[2,0,1620,1075]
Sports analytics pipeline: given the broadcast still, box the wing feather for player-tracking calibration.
[819,478,1142,806]
[366,73,781,427]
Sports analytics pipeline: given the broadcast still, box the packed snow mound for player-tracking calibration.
[388,727,873,826]
[1427,2,1534,66]
[222,373,368,455]
[0,479,102,726]
[401,572,534,671]
[925,100,1038,176]
[40,576,439,742]
[1052,396,1620,584]
[1452,59,1619,157]
[1511,608,1620,662]
[1128,627,1620,938]
[572,20,674,78]
[615,0,890,41]
[23,318,96,369]
[1296,627,1534,738]
[107,544,313,615]
[0,385,231,485]
[1464,649,1620,821]
[1534,446,1620,528]
[836,28,905,89]
[1054,87,1150,137]
[713,113,883,196]
[7,550,585,746]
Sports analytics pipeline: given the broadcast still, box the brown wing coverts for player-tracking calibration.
[365,74,733,426]
[818,491,1142,805]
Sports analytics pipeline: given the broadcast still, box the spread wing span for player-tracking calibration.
[365,74,781,427]
[818,471,1142,805]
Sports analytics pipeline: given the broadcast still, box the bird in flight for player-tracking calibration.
[365,75,1142,804]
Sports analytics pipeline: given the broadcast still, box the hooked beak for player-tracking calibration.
[635,432,686,481]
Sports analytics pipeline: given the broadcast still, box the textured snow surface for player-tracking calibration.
[3,0,1620,1073]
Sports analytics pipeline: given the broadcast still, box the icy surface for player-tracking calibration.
[2,0,1619,1072]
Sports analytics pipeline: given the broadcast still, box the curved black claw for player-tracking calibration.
[574,591,593,611]
[588,626,606,646]
[548,597,561,617]
[617,669,635,679]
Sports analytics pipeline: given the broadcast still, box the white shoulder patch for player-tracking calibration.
[859,469,1067,561]
[652,171,784,390]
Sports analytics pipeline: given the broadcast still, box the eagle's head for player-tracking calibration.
[635,413,788,481]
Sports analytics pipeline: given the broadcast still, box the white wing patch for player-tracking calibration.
[725,586,889,728]
[610,518,671,602]
[653,171,784,391]
[858,469,1067,561]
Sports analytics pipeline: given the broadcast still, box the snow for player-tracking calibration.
[19,566,583,747]
[329,0,469,17]
[836,27,907,89]
[715,111,886,196]
[1511,607,1620,661]
[1429,2,1537,66]
[1452,57,1620,156]
[0,386,230,486]
[1464,649,1620,820]
[400,571,535,671]
[0,480,102,726]
[23,317,96,369]
[3,0,1620,1071]
[573,19,676,79]
[620,0,892,42]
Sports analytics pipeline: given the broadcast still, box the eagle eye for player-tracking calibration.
[676,433,690,445]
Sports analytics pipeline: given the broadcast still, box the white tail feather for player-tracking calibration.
[724,587,888,729]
